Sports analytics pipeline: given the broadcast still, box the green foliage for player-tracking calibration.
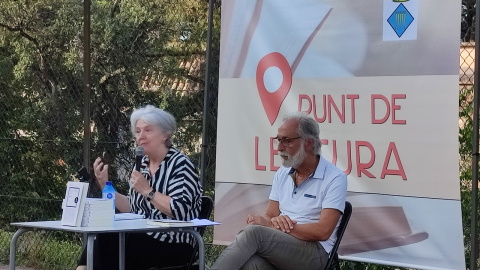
[0,231,12,265]
[2,230,82,270]
[459,85,479,269]
[0,0,214,216]
[0,0,219,268]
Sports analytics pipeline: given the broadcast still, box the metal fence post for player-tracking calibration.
[200,0,215,191]
[83,0,91,172]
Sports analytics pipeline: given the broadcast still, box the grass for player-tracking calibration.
[1,230,82,270]
[0,231,13,265]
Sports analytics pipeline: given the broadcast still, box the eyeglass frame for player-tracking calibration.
[273,136,302,147]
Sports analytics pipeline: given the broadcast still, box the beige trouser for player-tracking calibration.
[211,225,328,270]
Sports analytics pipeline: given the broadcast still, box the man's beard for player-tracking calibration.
[280,145,306,168]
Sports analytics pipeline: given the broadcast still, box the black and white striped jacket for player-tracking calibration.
[129,147,203,244]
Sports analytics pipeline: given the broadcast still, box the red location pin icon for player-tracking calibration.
[256,52,292,125]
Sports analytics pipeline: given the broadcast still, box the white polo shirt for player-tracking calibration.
[269,155,347,253]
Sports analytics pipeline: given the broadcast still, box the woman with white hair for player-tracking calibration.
[77,105,203,270]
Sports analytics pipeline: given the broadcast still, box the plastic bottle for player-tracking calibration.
[102,181,116,210]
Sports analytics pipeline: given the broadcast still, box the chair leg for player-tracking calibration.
[186,244,199,270]
[334,254,340,270]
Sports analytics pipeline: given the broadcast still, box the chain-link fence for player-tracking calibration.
[0,0,219,269]
[460,40,477,270]
[0,0,478,269]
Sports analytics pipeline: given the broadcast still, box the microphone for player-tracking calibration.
[135,146,145,172]
[77,166,92,197]
[77,167,92,183]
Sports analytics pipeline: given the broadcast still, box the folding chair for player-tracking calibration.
[152,195,214,270]
[324,201,352,270]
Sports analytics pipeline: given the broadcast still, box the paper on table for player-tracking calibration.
[192,219,221,226]
[147,219,194,227]
[147,218,220,227]
[152,219,221,225]
[115,213,145,221]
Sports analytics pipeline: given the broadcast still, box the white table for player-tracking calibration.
[9,219,206,270]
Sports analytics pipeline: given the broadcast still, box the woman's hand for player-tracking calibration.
[93,157,109,189]
[130,170,152,196]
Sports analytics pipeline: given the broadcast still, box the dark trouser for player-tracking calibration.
[78,232,193,270]
[211,225,328,270]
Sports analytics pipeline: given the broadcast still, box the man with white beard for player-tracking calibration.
[211,112,348,270]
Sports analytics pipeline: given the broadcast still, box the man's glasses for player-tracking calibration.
[273,137,302,147]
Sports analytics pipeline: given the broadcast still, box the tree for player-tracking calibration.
[0,0,218,223]
[462,0,476,42]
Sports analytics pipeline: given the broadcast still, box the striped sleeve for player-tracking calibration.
[148,148,203,244]
[167,152,203,221]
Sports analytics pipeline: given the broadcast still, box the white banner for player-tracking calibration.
[215,0,465,269]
